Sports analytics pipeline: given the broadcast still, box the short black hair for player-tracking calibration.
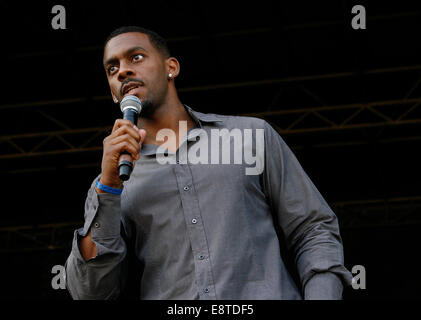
[104,26,170,57]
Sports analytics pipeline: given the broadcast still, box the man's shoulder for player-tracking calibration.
[203,112,269,130]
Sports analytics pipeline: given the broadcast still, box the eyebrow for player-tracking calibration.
[103,46,148,69]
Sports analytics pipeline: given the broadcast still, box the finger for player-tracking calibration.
[111,119,137,134]
[138,129,147,144]
[112,141,139,160]
[110,134,141,158]
[111,123,141,142]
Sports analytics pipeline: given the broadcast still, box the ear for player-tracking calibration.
[166,57,180,79]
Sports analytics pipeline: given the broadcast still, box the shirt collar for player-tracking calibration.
[140,105,223,156]
[183,104,223,126]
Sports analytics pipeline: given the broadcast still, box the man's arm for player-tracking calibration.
[78,186,118,261]
[65,120,146,299]
[261,121,353,299]
[65,179,128,300]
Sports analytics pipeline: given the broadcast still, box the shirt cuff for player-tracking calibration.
[70,180,123,265]
[77,189,122,240]
[304,272,343,300]
[89,192,122,239]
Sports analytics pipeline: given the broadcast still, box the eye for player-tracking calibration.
[107,66,117,75]
[132,54,144,62]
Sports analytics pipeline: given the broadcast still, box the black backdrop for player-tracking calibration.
[0,0,420,300]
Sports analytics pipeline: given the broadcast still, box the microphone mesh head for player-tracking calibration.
[120,95,142,113]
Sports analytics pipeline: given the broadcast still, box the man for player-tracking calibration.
[65,26,352,300]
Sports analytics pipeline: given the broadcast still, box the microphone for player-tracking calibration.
[118,95,142,181]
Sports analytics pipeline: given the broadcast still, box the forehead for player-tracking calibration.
[104,32,155,60]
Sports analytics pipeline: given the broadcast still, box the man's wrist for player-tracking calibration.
[99,176,123,189]
[96,178,123,195]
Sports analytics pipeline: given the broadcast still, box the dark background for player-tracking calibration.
[0,0,420,300]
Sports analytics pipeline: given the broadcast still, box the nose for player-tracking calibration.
[118,61,135,81]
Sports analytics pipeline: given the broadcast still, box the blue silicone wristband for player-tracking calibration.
[96,178,123,195]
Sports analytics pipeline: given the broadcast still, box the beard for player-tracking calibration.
[138,99,156,118]
[139,99,155,118]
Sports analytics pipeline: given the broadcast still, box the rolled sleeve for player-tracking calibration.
[304,272,343,300]
[65,175,128,300]
[262,121,353,299]
[90,193,123,240]
[78,176,122,238]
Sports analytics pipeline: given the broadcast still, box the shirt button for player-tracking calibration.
[183,186,190,191]
[199,255,205,260]
[204,288,209,293]
[94,222,100,228]
[176,160,180,164]
[191,218,197,224]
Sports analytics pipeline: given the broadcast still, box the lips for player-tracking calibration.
[122,82,143,96]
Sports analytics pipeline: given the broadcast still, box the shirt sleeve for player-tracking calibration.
[261,121,353,299]
[65,175,128,300]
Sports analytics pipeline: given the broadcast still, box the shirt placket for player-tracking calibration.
[173,128,216,300]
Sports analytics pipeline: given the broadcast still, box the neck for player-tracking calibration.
[138,94,196,149]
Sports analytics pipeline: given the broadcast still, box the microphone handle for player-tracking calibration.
[118,109,139,181]
[123,109,139,124]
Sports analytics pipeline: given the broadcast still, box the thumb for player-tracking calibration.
[139,129,147,143]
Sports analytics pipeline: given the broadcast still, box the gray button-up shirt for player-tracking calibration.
[65,105,352,300]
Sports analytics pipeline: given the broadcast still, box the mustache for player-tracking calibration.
[119,78,145,96]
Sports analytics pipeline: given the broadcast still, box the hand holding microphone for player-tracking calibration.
[97,95,145,192]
